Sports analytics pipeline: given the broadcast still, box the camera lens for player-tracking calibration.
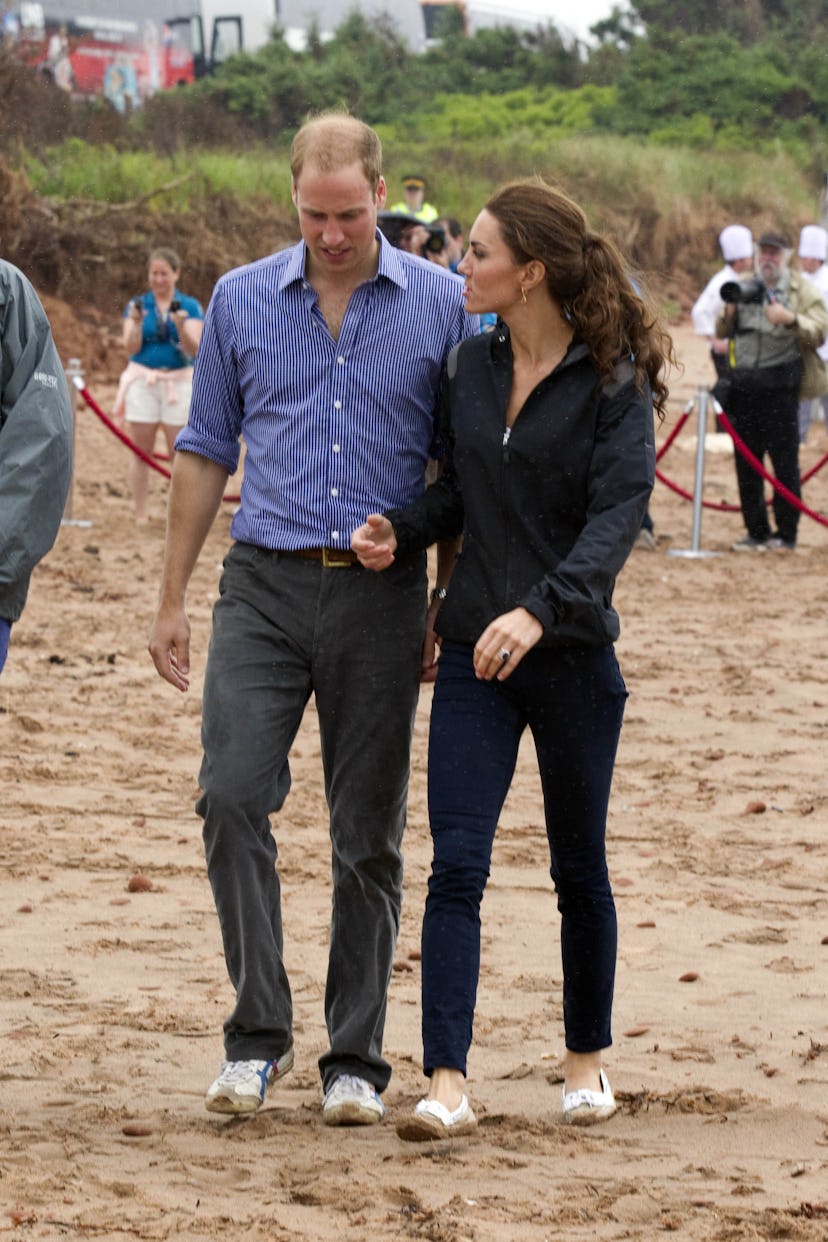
[170,299,181,312]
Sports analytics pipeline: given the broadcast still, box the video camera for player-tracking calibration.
[720,278,767,305]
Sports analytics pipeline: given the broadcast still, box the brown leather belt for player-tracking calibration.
[279,547,358,568]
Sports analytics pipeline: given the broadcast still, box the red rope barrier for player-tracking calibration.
[655,406,692,463]
[802,448,828,484]
[655,393,828,519]
[76,381,240,504]
[72,377,828,528]
[716,409,828,528]
[655,466,739,510]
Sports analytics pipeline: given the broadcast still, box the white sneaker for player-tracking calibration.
[205,1047,294,1114]
[322,1074,385,1126]
[562,1067,617,1125]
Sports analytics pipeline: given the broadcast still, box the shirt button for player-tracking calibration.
[334,400,342,409]
[331,488,339,497]
[337,356,345,365]
[331,531,340,540]
[332,444,341,453]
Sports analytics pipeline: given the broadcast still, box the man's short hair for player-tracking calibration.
[757,230,790,251]
[291,113,383,192]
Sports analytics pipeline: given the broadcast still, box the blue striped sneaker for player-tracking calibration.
[205,1047,294,1114]
[322,1074,385,1126]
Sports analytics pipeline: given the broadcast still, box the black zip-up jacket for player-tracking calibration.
[387,325,655,648]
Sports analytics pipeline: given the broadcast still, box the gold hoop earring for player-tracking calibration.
[520,287,527,304]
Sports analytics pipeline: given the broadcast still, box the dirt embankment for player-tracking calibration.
[1,152,299,381]
[1,138,719,385]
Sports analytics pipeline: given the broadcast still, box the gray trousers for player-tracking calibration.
[197,542,426,1092]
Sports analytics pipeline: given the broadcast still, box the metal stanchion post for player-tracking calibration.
[61,358,93,528]
[667,385,720,559]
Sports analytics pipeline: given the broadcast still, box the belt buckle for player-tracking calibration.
[321,547,353,568]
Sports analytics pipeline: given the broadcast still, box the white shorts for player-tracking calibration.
[124,371,193,426]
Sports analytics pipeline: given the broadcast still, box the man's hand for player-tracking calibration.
[146,452,227,691]
[420,597,443,683]
[148,602,191,691]
[765,301,796,327]
[351,514,397,569]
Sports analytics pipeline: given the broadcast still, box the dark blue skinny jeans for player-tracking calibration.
[421,640,627,1076]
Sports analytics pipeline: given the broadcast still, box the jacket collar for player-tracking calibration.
[489,320,591,372]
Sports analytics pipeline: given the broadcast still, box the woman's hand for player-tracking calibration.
[474,607,543,681]
[174,312,203,358]
[350,514,397,570]
[123,304,144,352]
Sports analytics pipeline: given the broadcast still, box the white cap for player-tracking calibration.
[799,224,827,261]
[719,224,753,262]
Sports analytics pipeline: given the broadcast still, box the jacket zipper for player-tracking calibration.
[501,425,512,608]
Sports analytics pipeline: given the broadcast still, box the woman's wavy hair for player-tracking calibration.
[485,178,675,418]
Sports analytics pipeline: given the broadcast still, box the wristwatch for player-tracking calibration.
[430,586,448,605]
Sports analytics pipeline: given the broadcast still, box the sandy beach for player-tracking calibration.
[1,320,827,1241]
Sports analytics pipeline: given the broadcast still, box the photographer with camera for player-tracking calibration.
[401,220,450,267]
[117,247,204,523]
[716,231,828,552]
[377,212,450,266]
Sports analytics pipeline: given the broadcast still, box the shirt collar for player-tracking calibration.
[279,242,308,292]
[375,231,409,289]
[277,230,409,294]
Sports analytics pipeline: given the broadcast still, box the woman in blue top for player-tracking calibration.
[118,247,204,522]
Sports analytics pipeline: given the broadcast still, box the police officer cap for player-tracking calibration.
[718,224,753,261]
[798,225,827,261]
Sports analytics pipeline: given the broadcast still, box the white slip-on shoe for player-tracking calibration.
[205,1047,294,1115]
[562,1068,617,1126]
[396,1094,478,1142]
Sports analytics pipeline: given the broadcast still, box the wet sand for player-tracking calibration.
[1,324,827,1240]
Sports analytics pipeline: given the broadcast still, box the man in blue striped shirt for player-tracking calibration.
[148,113,476,1125]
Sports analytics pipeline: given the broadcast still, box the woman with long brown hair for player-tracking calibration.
[353,178,674,1139]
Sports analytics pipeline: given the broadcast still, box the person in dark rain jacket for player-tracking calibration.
[0,258,72,675]
[352,178,674,1140]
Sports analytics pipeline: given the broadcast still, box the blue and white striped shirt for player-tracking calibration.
[176,233,477,551]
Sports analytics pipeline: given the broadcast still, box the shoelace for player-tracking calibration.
[332,1074,369,1096]
[219,1059,266,1083]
